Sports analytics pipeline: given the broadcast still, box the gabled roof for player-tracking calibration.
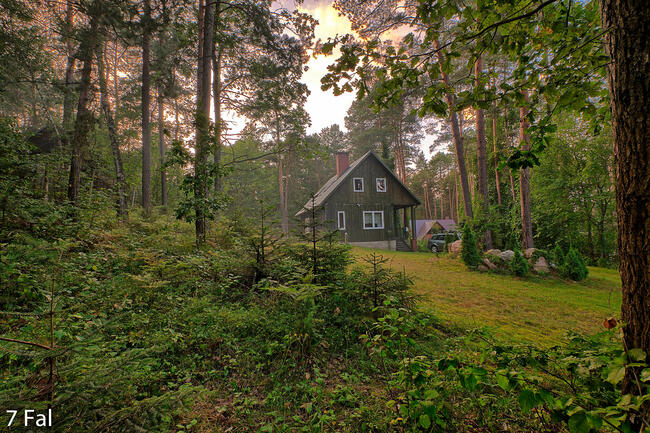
[434,219,457,231]
[415,219,458,239]
[416,220,435,239]
[296,151,420,216]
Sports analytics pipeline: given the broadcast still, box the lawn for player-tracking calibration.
[351,247,622,345]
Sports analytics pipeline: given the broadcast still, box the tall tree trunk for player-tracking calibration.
[492,102,502,206]
[503,104,518,203]
[586,206,595,260]
[212,4,223,193]
[113,39,119,120]
[601,2,650,425]
[475,55,492,249]
[434,40,473,220]
[141,0,152,217]
[195,0,214,244]
[158,92,167,208]
[97,43,128,221]
[518,91,534,250]
[196,0,204,104]
[278,153,289,234]
[62,0,76,134]
[67,16,99,205]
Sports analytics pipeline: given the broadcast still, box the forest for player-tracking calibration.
[0,0,648,432]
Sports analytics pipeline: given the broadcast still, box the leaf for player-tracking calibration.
[496,373,511,391]
[418,414,431,429]
[627,348,646,362]
[606,367,625,385]
[568,412,590,433]
[640,368,650,383]
[518,389,536,413]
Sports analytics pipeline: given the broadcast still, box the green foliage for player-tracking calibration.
[532,119,615,262]
[437,330,649,433]
[552,244,566,267]
[509,250,530,277]
[165,138,228,227]
[348,253,414,311]
[561,248,589,281]
[460,225,481,268]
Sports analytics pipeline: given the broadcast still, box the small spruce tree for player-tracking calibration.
[552,244,565,267]
[561,248,589,281]
[510,249,530,277]
[461,225,481,268]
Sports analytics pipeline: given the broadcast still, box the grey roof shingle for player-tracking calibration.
[296,151,420,216]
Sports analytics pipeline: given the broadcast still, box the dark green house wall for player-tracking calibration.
[320,156,419,243]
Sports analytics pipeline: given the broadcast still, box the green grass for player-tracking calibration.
[351,247,622,345]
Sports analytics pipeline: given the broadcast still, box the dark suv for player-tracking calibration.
[427,232,460,253]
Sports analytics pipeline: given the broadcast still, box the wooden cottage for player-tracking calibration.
[296,151,421,251]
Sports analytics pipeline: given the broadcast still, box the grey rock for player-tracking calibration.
[500,250,515,261]
[533,256,550,273]
[483,258,497,270]
[449,240,463,256]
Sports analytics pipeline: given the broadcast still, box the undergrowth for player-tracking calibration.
[1,214,646,432]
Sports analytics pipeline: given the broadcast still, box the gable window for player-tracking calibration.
[376,178,386,192]
[337,211,346,230]
[353,177,364,192]
[363,211,384,229]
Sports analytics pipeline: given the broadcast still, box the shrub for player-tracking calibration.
[283,243,352,284]
[461,225,481,268]
[551,244,565,267]
[510,250,529,277]
[561,248,589,281]
[347,253,415,311]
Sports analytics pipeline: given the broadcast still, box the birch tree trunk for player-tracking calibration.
[518,91,534,250]
[141,0,152,217]
[158,92,167,208]
[97,43,128,220]
[212,15,223,193]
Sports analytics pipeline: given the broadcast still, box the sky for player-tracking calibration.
[223,0,439,157]
[296,1,357,134]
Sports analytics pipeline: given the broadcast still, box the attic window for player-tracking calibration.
[353,178,364,192]
[376,178,386,192]
[363,211,384,229]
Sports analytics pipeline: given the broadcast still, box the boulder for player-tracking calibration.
[533,256,550,274]
[483,258,497,270]
[524,248,537,259]
[500,250,515,261]
[486,249,501,256]
[448,240,463,257]
[478,264,489,272]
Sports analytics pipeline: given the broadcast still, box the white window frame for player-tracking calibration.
[337,211,346,230]
[362,211,384,230]
[376,177,387,192]
[353,177,364,192]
